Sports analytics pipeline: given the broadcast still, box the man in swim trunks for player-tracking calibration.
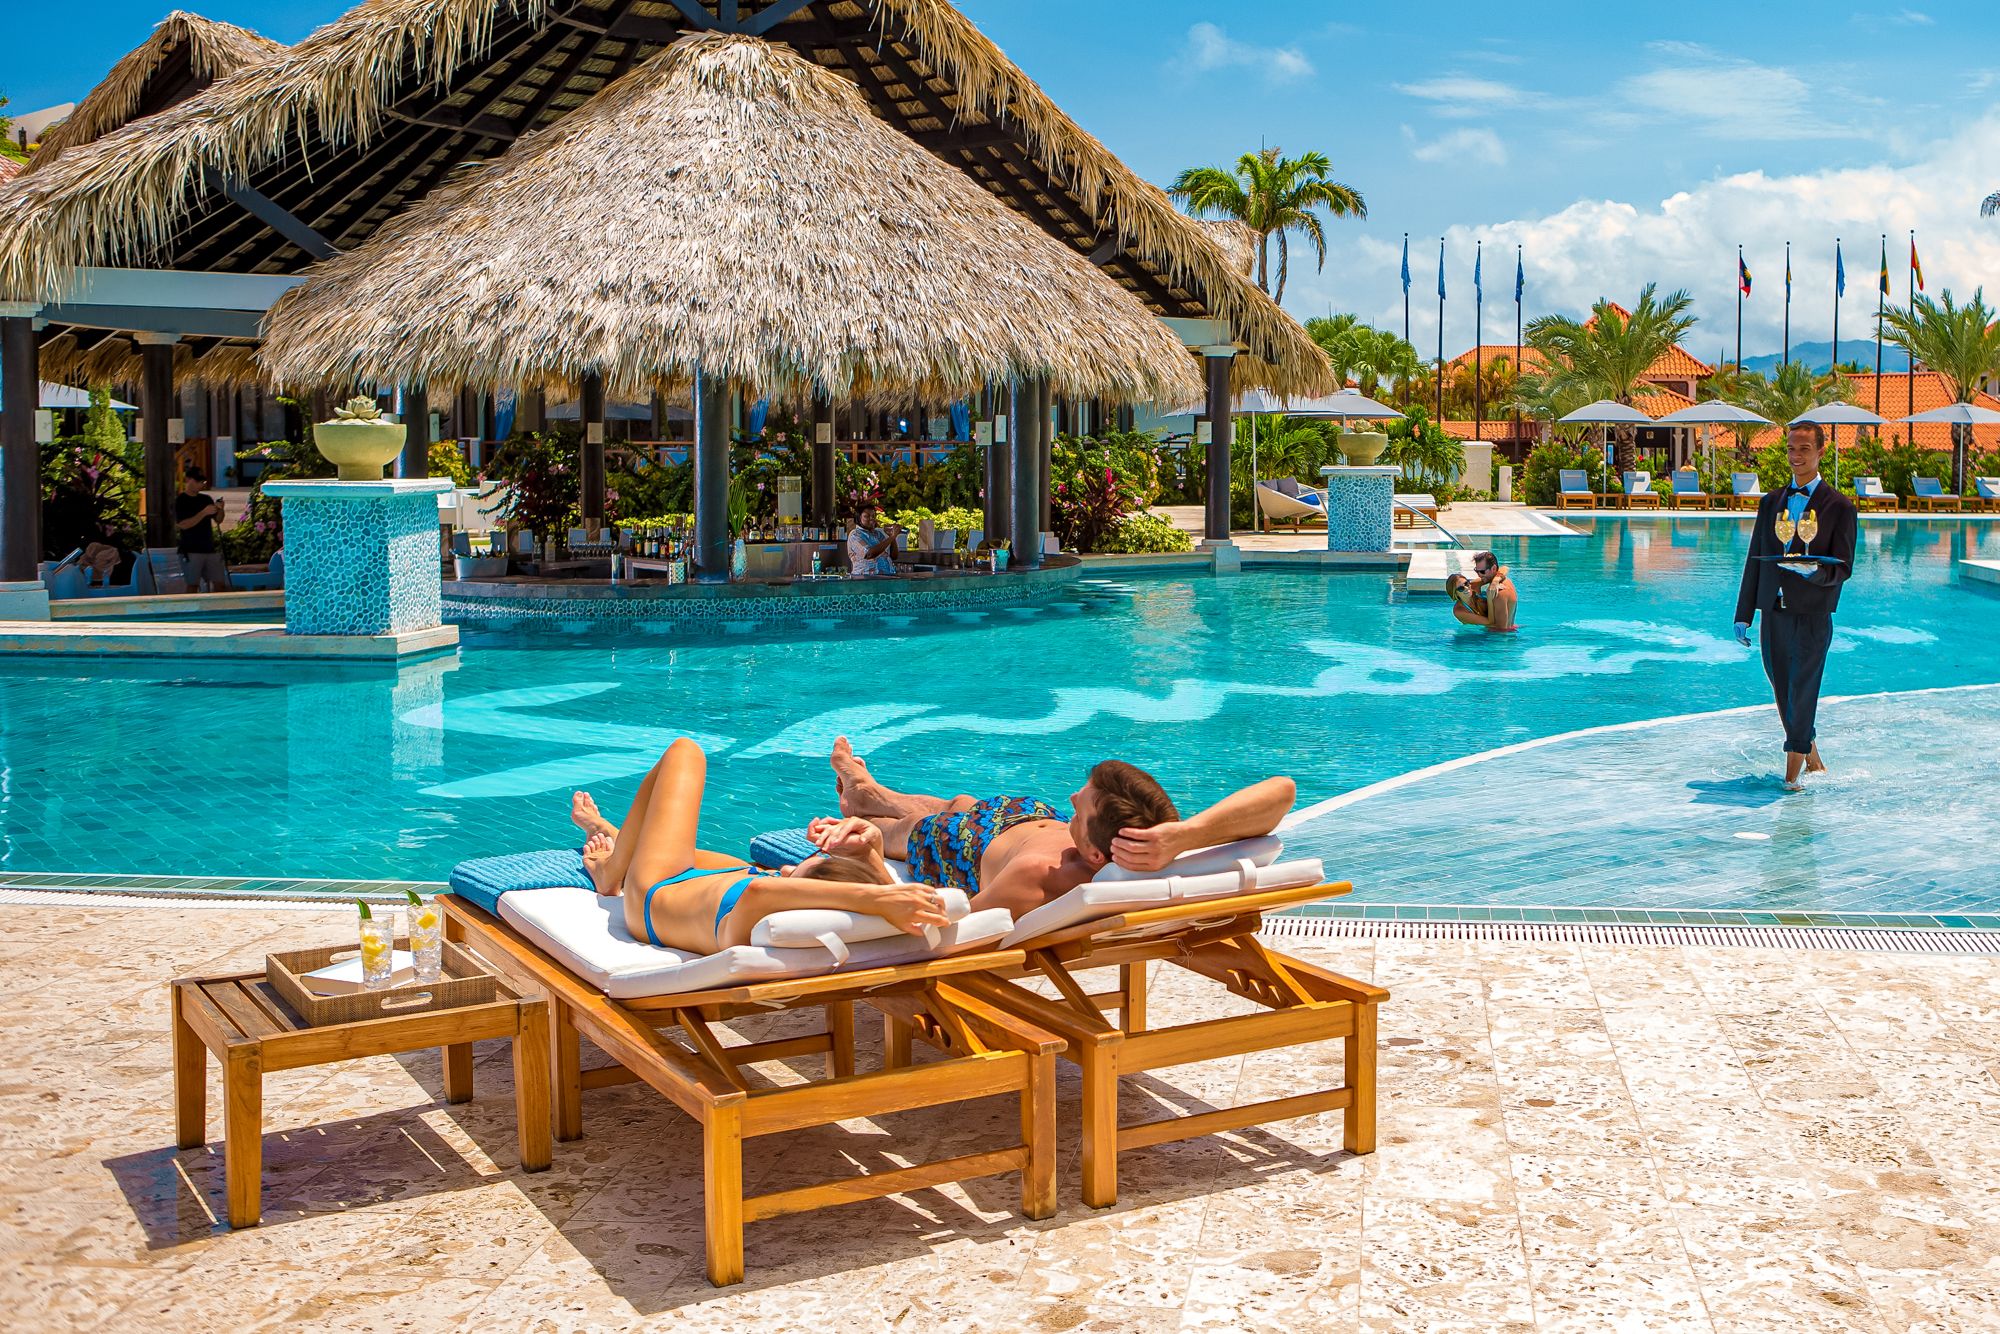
[1451,550,1517,632]
[822,738,1297,917]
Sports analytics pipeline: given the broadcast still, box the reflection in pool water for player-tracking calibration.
[2,517,1996,910]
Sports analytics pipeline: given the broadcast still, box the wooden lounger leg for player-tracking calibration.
[1121,962,1148,1031]
[828,1000,857,1078]
[1021,1046,1057,1220]
[171,986,207,1149]
[513,998,553,1172]
[552,997,583,1142]
[1080,1039,1119,1209]
[882,1011,914,1070]
[703,1105,746,1287]
[1344,996,1377,1155]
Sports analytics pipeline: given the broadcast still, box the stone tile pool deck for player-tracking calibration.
[4,902,1997,1331]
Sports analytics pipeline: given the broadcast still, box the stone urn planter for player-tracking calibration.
[1339,431,1390,467]
[313,397,407,480]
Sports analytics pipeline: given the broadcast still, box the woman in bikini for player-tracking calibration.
[572,739,951,954]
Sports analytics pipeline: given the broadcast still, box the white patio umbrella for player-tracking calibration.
[1171,388,1406,523]
[1655,401,1772,481]
[1792,402,1886,479]
[1899,403,2000,424]
[39,382,135,411]
[1557,400,1653,487]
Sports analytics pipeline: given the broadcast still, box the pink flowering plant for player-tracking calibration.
[1049,440,1143,553]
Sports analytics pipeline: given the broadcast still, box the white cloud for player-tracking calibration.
[1177,22,1314,85]
[1394,75,1542,115]
[1280,112,2000,358]
[1411,127,1508,168]
[1617,47,1854,141]
[1893,8,1935,23]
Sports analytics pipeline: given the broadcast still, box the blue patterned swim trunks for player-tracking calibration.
[906,797,1067,897]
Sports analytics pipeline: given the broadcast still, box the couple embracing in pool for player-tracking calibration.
[568,737,1296,957]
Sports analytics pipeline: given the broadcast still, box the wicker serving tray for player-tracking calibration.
[266,939,497,1027]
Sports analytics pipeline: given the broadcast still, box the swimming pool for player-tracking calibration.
[3,517,1997,912]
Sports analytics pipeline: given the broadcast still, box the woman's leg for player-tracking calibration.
[619,739,708,897]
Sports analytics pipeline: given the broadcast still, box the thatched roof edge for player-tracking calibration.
[22,12,287,175]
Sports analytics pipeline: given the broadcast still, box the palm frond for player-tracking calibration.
[1982,191,2000,218]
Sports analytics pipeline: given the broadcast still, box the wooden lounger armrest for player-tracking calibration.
[1276,952,1392,1005]
[931,982,1070,1056]
[1010,881,1355,954]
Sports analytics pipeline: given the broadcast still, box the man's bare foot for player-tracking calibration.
[1805,746,1828,775]
[582,832,619,896]
[831,736,894,817]
[571,791,617,842]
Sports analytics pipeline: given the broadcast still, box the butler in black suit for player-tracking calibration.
[1733,422,1858,789]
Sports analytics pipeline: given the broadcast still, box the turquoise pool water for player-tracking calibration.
[3,518,1997,910]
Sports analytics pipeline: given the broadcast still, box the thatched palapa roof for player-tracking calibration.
[0,0,1331,398]
[21,12,285,176]
[258,34,1204,406]
[35,332,266,392]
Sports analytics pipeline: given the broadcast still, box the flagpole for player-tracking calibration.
[1907,230,1916,435]
[1833,238,1842,482]
[1782,240,1791,368]
[1474,240,1484,446]
[1435,238,1445,424]
[1401,232,1411,407]
[1874,234,1885,421]
[1735,245,1743,373]
[1514,245,1523,447]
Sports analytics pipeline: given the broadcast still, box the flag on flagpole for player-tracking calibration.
[1515,250,1524,303]
[1437,244,1446,301]
[1911,237,1925,291]
[1879,239,1890,296]
[1836,241,1846,298]
[1738,255,1752,297]
[1475,245,1483,301]
[1785,250,1792,298]
[1400,236,1410,295]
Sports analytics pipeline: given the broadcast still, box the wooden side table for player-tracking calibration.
[171,971,552,1227]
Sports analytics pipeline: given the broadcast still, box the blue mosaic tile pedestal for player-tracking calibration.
[1320,465,1400,552]
[264,479,452,635]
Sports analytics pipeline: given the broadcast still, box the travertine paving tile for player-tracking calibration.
[1,905,1994,1331]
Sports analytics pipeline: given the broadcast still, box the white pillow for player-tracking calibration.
[1001,857,1327,947]
[752,887,973,963]
[497,885,1012,1000]
[1089,834,1283,883]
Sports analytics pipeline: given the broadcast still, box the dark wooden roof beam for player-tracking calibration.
[200,168,338,259]
[387,107,518,142]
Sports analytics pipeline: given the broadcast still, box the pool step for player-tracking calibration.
[1403,549,1468,595]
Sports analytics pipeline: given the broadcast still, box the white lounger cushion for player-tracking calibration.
[1001,857,1327,947]
[752,887,973,962]
[497,885,1013,1000]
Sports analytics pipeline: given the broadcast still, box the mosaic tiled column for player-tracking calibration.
[1319,465,1401,553]
[263,478,451,635]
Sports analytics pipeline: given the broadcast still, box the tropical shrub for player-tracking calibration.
[39,434,142,556]
[219,515,282,565]
[888,505,983,539]
[1098,511,1193,554]
[429,440,475,486]
[1050,440,1142,552]
[1521,437,1607,506]
[486,430,581,540]
[1382,406,1464,489]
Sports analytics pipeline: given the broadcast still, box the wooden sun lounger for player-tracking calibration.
[442,895,1061,1287]
[896,880,1386,1209]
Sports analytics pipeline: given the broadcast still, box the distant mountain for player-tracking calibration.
[1737,342,1910,376]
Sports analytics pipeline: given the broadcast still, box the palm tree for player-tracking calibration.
[1524,284,1698,470]
[1171,148,1366,304]
[1305,315,1420,398]
[1704,362,1852,457]
[1881,288,2000,491]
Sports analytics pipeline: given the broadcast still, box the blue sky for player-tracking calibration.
[6,1,1998,357]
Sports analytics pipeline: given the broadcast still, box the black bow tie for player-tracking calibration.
[1786,484,1812,498]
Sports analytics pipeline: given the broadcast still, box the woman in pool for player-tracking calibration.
[571,739,950,954]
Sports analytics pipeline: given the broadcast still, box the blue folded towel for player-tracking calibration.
[748,827,820,869]
[448,848,593,915]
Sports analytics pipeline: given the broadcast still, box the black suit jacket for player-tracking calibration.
[1735,481,1857,622]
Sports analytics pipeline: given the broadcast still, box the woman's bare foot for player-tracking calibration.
[571,791,618,842]
[582,832,619,896]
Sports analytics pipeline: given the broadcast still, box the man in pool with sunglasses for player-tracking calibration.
[1451,550,1517,632]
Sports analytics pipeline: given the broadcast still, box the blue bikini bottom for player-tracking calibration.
[641,864,757,947]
